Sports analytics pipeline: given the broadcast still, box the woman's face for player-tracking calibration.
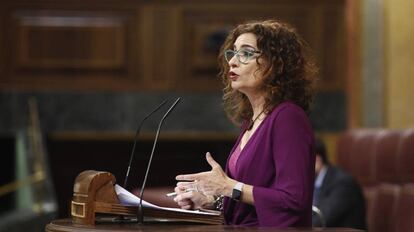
[227,33,266,95]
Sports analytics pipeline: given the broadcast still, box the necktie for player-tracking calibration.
[313,186,320,205]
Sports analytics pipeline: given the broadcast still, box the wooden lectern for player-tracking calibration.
[70,170,223,225]
[46,170,364,232]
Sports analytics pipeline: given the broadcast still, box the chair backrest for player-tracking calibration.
[390,184,414,232]
[336,131,355,172]
[363,185,377,232]
[368,184,401,232]
[374,130,402,183]
[349,130,380,186]
[396,129,414,183]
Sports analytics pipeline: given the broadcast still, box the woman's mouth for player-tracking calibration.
[229,71,239,81]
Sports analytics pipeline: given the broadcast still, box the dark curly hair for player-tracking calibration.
[218,20,318,125]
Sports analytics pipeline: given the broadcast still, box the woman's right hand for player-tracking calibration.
[173,182,214,210]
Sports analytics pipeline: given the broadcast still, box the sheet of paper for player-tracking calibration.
[114,184,161,208]
[114,184,220,216]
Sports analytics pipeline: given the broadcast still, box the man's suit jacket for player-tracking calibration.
[312,165,366,230]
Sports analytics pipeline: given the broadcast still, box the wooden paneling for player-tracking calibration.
[319,5,347,91]
[0,6,5,79]
[15,13,127,70]
[138,5,180,89]
[179,4,327,90]
[0,0,347,91]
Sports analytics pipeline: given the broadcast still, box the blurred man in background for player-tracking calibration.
[312,138,366,230]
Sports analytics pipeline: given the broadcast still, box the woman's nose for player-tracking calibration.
[228,55,239,67]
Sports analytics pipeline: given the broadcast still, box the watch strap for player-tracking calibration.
[231,182,244,200]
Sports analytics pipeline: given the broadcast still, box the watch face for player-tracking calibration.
[232,188,241,200]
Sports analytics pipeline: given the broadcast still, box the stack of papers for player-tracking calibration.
[114,184,223,224]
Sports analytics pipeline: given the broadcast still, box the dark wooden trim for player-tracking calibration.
[49,131,238,141]
[345,0,362,129]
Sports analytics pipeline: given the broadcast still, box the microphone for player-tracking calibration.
[137,97,181,223]
[123,100,168,188]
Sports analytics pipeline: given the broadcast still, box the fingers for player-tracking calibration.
[174,190,209,210]
[176,182,199,193]
[206,152,220,169]
[177,182,194,188]
[176,172,205,181]
[179,203,193,210]
[175,198,193,210]
[173,190,197,209]
[176,152,221,181]
[174,185,187,194]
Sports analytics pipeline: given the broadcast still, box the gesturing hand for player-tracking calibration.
[175,152,236,197]
[173,184,214,210]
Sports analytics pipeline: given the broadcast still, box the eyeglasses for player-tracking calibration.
[224,48,261,64]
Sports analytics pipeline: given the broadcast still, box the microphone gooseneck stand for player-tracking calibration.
[114,100,167,224]
[123,100,168,188]
[137,97,181,224]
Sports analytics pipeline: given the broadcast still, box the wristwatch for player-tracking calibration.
[231,182,244,201]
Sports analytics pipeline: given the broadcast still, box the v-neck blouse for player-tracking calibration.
[223,101,315,227]
[228,117,266,177]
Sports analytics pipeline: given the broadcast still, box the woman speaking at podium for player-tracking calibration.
[173,19,317,227]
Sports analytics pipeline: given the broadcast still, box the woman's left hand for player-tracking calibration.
[175,152,236,197]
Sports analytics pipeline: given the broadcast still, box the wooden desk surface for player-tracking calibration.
[46,219,364,232]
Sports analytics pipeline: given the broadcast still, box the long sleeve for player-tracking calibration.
[252,103,315,226]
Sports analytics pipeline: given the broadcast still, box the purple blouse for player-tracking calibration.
[223,101,315,227]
